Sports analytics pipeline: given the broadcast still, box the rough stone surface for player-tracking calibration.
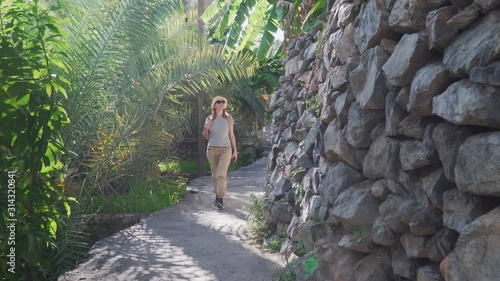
[408,62,453,116]
[433,80,500,128]
[266,5,500,281]
[443,9,500,77]
[440,207,500,281]
[355,0,397,53]
[455,132,500,196]
[382,32,437,87]
[349,46,390,110]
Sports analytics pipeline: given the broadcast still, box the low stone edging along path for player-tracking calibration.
[59,157,284,281]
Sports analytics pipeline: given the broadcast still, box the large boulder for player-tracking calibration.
[332,180,381,231]
[390,0,449,33]
[382,31,437,87]
[349,46,390,110]
[408,62,453,116]
[442,189,489,232]
[455,132,500,196]
[319,162,366,205]
[432,80,500,129]
[386,91,408,136]
[443,9,500,77]
[355,0,397,53]
[346,102,385,148]
[324,119,362,169]
[363,136,401,180]
[426,6,459,51]
[431,122,479,182]
[440,207,500,281]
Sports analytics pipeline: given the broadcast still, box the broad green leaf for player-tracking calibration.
[213,0,243,39]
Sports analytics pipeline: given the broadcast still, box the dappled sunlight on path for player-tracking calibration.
[59,158,283,281]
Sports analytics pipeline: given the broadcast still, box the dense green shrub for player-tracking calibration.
[0,0,73,279]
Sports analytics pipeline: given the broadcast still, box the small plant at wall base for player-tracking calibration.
[272,261,297,281]
[269,231,287,253]
[354,225,371,243]
[247,193,272,244]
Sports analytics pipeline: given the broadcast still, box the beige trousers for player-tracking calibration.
[206,146,232,198]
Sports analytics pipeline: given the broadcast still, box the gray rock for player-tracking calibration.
[307,195,324,220]
[346,103,386,148]
[380,38,398,54]
[284,141,300,163]
[431,122,478,182]
[386,91,408,136]
[354,254,393,281]
[330,65,349,92]
[432,80,500,129]
[338,233,373,253]
[319,161,366,205]
[442,188,489,232]
[320,105,336,124]
[446,3,480,30]
[295,242,364,281]
[399,140,439,171]
[286,110,300,125]
[391,243,418,279]
[271,201,295,223]
[408,62,453,116]
[389,0,414,33]
[390,0,449,33]
[455,132,500,196]
[417,264,444,281]
[363,136,400,180]
[350,46,390,110]
[371,179,390,200]
[335,90,355,127]
[379,194,419,233]
[331,1,359,28]
[470,61,500,86]
[396,86,410,110]
[369,123,386,143]
[272,107,288,121]
[373,217,399,246]
[421,167,455,209]
[474,0,500,12]
[440,206,500,281]
[355,0,397,53]
[383,32,437,87]
[297,108,317,130]
[324,119,362,169]
[285,55,301,76]
[332,180,381,231]
[409,207,443,236]
[426,6,459,50]
[269,172,293,202]
[400,232,429,258]
[443,10,500,77]
[426,227,459,262]
[449,0,474,9]
[398,114,441,139]
[332,23,360,65]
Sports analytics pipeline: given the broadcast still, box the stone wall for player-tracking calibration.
[265,1,500,280]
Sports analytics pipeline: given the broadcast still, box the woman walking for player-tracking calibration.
[203,96,238,209]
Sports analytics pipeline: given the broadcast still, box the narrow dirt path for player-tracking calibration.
[59,157,284,281]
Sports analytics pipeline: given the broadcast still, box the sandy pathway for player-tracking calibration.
[59,157,284,281]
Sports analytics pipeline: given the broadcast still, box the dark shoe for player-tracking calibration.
[213,196,219,207]
[214,196,223,210]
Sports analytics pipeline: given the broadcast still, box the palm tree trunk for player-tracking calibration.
[196,0,213,176]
